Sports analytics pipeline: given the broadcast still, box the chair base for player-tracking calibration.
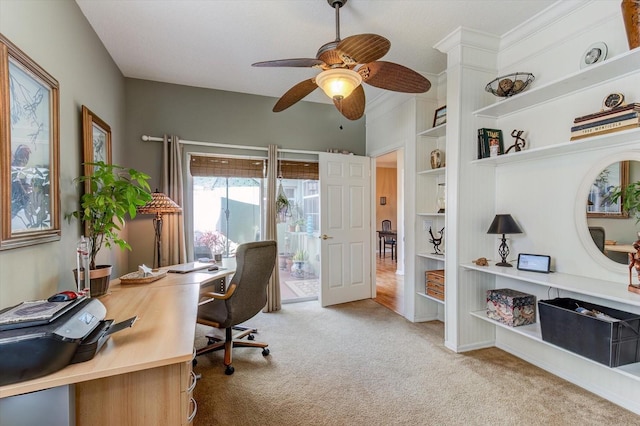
[196,326,269,375]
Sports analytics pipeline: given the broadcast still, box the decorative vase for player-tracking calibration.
[430,149,443,169]
[622,0,640,50]
[436,183,446,213]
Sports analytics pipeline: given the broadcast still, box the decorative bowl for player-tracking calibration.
[485,72,535,97]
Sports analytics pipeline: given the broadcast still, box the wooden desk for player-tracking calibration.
[605,244,636,254]
[0,265,235,425]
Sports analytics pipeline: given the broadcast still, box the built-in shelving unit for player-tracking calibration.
[417,123,446,138]
[468,310,640,380]
[415,105,447,317]
[418,252,445,261]
[471,128,640,166]
[418,291,445,305]
[473,49,640,119]
[461,263,640,308]
[460,43,640,394]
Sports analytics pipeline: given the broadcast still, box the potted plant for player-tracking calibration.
[612,181,640,223]
[291,249,308,278]
[276,192,291,223]
[66,161,152,296]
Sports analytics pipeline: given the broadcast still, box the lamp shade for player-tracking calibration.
[137,190,182,215]
[487,214,522,235]
[315,68,362,100]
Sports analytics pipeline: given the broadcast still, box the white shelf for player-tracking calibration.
[472,49,640,119]
[471,128,640,166]
[417,212,445,217]
[461,263,640,308]
[417,291,445,305]
[418,167,446,175]
[469,310,640,381]
[417,252,445,261]
[417,123,446,138]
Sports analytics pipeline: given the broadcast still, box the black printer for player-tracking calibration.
[0,297,135,386]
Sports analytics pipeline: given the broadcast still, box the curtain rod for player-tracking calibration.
[141,135,324,155]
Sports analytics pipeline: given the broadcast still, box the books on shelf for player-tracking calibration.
[477,128,504,159]
[573,103,640,123]
[570,103,640,141]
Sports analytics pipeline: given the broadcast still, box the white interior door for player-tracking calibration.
[319,153,371,307]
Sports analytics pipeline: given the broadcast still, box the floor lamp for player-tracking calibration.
[138,190,182,268]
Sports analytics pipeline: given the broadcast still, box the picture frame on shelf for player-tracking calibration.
[587,161,629,218]
[0,34,60,250]
[82,105,112,193]
[433,105,447,127]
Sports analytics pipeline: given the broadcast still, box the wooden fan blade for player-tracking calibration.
[252,58,325,68]
[337,34,390,65]
[273,79,318,112]
[359,61,431,93]
[333,85,365,120]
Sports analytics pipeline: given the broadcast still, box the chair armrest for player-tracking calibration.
[198,283,237,305]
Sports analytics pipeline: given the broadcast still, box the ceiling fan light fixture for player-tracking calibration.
[315,68,362,101]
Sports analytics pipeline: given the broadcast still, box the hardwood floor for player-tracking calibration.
[374,254,403,315]
[279,252,403,314]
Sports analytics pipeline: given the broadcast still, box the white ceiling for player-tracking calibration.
[75,0,557,108]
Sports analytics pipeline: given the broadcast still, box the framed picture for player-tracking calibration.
[0,34,60,250]
[587,161,629,218]
[82,106,112,188]
[433,105,447,127]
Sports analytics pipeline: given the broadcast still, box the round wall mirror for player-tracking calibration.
[576,152,640,272]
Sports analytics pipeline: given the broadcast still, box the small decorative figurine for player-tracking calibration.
[505,130,526,154]
[429,226,444,255]
[473,257,489,266]
[629,239,640,295]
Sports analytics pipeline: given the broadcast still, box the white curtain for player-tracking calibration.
[162,134,187,266]
[264,144,281,312]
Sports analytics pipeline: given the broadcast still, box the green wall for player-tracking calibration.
[0,1,366,307]
[0,0,126,307]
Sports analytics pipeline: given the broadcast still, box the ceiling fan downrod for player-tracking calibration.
[328,0,347,42]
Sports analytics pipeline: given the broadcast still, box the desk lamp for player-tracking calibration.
[138,190,182,268]
[487,214,523,267]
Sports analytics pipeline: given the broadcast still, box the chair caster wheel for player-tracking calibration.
[262,348,270,356]
[225,365,235,375]
[248,334,255,340]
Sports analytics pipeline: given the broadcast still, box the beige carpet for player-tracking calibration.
[193,299,639,425]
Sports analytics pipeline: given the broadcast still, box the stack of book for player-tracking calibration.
[570,103,640,141]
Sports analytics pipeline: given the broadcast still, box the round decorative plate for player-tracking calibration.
[580,42,607,69]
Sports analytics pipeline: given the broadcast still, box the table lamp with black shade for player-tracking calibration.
[487,214,523,267]
[137,190,182,268]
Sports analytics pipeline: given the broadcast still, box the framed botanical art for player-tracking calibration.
[587,161,629,218]
[0,34,60,250]
[81,105,112,189]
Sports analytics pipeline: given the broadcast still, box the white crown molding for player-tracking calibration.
[500,0,590,50]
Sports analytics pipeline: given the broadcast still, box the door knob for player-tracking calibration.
[319,234,333,240]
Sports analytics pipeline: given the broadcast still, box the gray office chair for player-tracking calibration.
[196,240,277,375]
[382,219,396,260]
[588,226,605,253]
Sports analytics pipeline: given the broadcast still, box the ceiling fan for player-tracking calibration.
[252,0,431,120]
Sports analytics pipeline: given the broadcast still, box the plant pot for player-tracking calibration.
[622,0,640,50]
[74,265,113,297]
[291,261,306,279]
